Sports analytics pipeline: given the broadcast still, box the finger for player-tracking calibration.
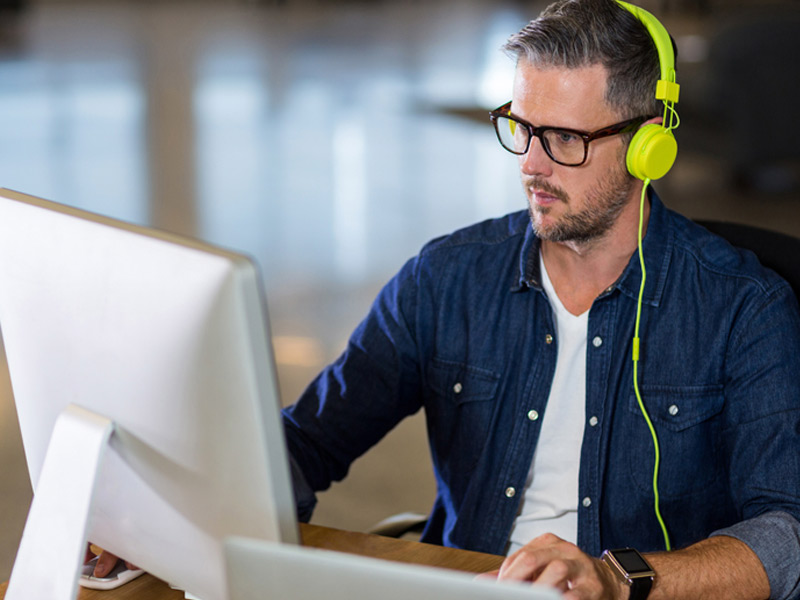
[499,532,569,578]
[545,559,610,600]
[84,544,95,565]
[499,545,562,581]
[473,569,499,581]
[534,558,577,590]
[93,551,119,578]
[562,582,601,600]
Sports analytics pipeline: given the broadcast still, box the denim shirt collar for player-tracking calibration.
[513,224,541,292]
[513,189,673,308]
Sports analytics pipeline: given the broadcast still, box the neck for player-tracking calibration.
[541,186,650,316]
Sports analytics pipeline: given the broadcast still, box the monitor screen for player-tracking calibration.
[0,188,298,600]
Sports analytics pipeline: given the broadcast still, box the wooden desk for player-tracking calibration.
[0,523,504,600]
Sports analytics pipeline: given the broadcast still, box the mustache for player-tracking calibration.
[522,177,569,204]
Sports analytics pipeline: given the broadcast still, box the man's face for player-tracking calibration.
[511,61,636,244]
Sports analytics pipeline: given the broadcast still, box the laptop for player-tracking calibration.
[224,537,562,600]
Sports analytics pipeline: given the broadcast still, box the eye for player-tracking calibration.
[553,130,579,144]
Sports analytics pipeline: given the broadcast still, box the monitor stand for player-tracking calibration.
[6,404,114,600]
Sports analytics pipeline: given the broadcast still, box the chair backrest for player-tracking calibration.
[696,220,800,301]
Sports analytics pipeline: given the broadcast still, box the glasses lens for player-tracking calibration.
[495,116,529,155]
[541,129,585,166]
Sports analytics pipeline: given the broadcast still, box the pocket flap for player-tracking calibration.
[428,358,500,404]
[629,384,725,432]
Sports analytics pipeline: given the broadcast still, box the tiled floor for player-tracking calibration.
[1,0,798,583]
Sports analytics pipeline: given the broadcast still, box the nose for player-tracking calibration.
[519,135,553,177]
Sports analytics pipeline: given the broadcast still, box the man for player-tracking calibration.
[283,0,800,598]
[80,1,799,594]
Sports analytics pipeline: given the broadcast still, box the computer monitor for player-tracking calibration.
[225,538,562,600]
[0,188,298,600]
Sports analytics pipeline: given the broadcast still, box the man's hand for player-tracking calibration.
[496,533,628,600]
[84,545,138,578]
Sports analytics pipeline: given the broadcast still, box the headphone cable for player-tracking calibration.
[632,178,672,552]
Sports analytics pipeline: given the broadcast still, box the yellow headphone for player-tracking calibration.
[617,0,680,181]
[616,1,679,552]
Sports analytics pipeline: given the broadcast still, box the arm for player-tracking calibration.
[646,535,768,600]
[496,533,769,600]
[282,255,426,505]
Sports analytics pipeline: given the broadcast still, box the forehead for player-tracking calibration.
[511,61,617,128]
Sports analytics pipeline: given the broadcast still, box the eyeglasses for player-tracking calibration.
[489,101,651,167]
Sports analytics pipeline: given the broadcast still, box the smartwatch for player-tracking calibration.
[600,548,655,600]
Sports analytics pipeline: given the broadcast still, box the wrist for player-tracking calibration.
[597,557,632,600]
[600,548,655,600]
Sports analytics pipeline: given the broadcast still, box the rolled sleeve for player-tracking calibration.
[711,511,800,600]
[288,452,317,523]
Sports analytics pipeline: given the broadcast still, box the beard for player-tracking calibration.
[525,163,635,244]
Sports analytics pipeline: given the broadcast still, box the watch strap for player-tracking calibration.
[628,575,653,600]
[601,548,655,600]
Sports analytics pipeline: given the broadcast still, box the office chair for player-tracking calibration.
[696,220,800,301]
[368,220,800,540]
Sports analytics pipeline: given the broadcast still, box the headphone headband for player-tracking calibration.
[615,0,680,181]
[615,0,680,104]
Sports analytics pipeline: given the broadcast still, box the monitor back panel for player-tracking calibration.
[0,189,298,600]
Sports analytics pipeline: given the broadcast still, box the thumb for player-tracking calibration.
[474,569,500,581]
[93,551,119,578]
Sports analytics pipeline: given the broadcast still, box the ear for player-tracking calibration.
[626,116,677,181]
[641,116,663,127]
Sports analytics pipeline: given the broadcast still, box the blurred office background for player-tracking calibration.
[0,0,798,582]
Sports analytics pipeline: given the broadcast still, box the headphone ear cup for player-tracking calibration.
[626,123,678,180]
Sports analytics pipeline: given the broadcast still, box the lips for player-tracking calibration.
[531,190,561,206]
[524,178,568,207]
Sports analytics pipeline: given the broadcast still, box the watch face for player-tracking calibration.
[612,549,652,574]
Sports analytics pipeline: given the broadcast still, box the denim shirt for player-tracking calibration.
[283,193,800,599]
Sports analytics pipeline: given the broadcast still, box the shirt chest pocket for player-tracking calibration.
[426,358,500,470]
[626,385,725,499]
[429,358,500,404]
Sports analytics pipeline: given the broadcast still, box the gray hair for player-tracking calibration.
[504,0,665,120]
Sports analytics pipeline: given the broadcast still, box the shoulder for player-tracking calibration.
[418,210,530,260]
[391,210,532,296]
[666,210,790,298]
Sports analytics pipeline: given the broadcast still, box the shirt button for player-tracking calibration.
[582,497,592,508]
[527,410,540,421]
[589,416,599,427]
[505,487,516,498]
[592,336,603,348]
[545,334,554,345]
[453,382,463,394]
[669,404,679,416]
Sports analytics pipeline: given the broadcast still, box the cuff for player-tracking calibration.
[710,511,800,600]
[289,453,317,523]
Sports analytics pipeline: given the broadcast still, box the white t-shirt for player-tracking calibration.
[506,253,588,555]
